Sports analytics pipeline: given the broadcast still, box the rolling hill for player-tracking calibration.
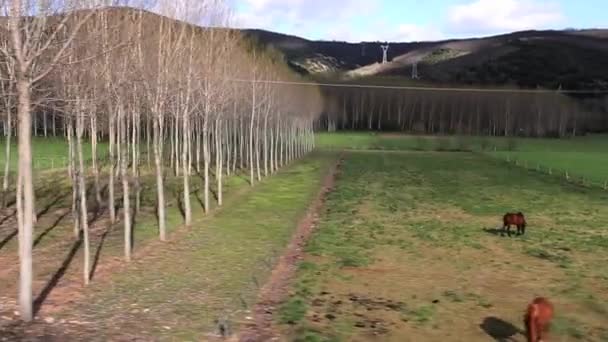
[241,28,608,90]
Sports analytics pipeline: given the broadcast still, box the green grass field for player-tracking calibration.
[278,152,608,341]
[0,137,109,171]
[2,133,607,340]
[316,132,608,187]
[316,131,608,152]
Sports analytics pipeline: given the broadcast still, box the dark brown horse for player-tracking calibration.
[524,297,554,342]
[503,212,526,237]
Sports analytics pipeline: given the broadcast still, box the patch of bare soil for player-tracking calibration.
[236,156,343,342]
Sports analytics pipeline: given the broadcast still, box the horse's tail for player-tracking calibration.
[525,302,540,342]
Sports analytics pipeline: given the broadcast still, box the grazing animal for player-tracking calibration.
[503,212,527,237]
[524,297,554,342]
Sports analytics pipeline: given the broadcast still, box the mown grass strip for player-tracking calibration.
[61,152,338,340]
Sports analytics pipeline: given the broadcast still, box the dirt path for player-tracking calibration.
[236,156,343,342]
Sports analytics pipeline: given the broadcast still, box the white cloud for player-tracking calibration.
[233,0,445,43]
[392,24,444,42]
[232,0,373,34]
[447,0,564,36]
[342,23,444,43]
[232,0,565,42]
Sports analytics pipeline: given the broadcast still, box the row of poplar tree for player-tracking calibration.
[319,85,606,137]
[0,0,322,321]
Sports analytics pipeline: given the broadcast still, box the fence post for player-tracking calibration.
[604,180,608,190]
[565,171,570,181]
[549,167,552,175]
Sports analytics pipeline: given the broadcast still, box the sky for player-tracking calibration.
[229,0,608,42]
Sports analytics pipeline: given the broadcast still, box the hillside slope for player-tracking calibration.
[241,29,608,90]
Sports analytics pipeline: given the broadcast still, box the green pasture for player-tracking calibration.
[279,152,608,341]
[316,131,608,187]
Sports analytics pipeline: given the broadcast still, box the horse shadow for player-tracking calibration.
[483,227,505,236]
[480,316,524,341]
[483,227,526,238]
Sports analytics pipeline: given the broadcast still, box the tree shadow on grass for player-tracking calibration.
[130,207,137,250]
[194,168,222,202]
[0,208,17,226]
[175,190,186,220]
[89,228,110,282]
[0,229,17,251]
[33,210,71,247]
[480,316,524,341]
[210,188,219,202]
[34,237,82,316]
[194,190,206,212]
[35,190,71,220]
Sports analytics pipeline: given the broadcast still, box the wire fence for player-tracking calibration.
[485,152,608,190]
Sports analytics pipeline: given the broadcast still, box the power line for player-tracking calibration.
[226,78,608,95]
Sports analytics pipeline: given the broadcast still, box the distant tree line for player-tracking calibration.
[317,85,608,137]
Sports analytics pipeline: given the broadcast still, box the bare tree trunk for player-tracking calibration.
[225,119,231,176]
[146,116,151,168]
[269,122,275,174]
[173,116,180,176]
[182,110,191,225]
[16,78,34,321]
[120,107,131,261]
[90,115,101,206]
[169,117,175,173]
[249,85,256,186]
[153,113,166,241]
[108,111,116,223]
[203,119,210,213]
[3,107,12,207]
[43,111,48,137]
[76,108,90,285]
[263,109,269,177]
[116,114,122,178]
[215,119,223,206]
[232,118,238,174]
[255,115,261,182]
[195,119,201,173]
[239,116,244,171]
[67,120,79,239]
[132,108,141,214]
[33,112,37,137]
[279,121,285,168]
[274,119,280,169]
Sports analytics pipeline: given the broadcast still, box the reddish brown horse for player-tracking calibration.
[503,212,527,237]
[524,297,554,342]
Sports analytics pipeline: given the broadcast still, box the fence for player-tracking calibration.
[487,153,608,190]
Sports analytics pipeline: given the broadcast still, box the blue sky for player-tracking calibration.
[230,0,607,42]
